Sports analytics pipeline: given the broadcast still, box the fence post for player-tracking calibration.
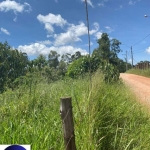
[60,97,77,150]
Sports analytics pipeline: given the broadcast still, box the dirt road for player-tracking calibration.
[120,73,150,108]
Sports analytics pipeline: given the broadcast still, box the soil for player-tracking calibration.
[120,73,150,109]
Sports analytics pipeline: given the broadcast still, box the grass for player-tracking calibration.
[0,71,150,149]
[127,68,150,78]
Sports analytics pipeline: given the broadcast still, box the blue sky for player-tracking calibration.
[0,0,150,64]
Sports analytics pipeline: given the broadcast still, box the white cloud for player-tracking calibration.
[53,22,99,46]
[146,47,150,54]
[105,26,114,33]
[81,0,94,8]
[54,31,82,46]
[37,13,67,33]
[98,2,105,7]
[24,2,32,12]
[0,0,32,13]
[50,45,88,56]
[128,0,141,5]
[129,0,135,5]
[45,23,54,33]
[18,43,88,56]
[95,31,102,39]
[37,13,100,46]
[1,27,10,35]
[13,16,17,22]
[98,0,108,7]
[37,40,52,45]
[89,22,99,34]
[85,42,93,46]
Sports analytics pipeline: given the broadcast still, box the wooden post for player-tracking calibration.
[60,97,77,150]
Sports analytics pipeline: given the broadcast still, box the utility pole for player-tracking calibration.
[126,50,128,71]
[122,51,128,71]
[131,46,133,68]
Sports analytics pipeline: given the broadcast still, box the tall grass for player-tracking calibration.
[0,71,150,149]
[127,68,150,78]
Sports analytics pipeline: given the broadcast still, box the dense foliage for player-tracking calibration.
[67,33,128,82]
[0,33,129,92]
[0,70,150,149]
[1,36,149,150]
[0,42,28,93]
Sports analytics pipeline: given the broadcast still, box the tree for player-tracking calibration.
[61,51,82,64]
[48,50,60,68]
[32,54,47,71]
[57,60,67,77]
[0,41,29,92]
[97,33,110,63]
[67,55,90,78]
[93,33,122,82]
[71,51,82,61]
[61,53,72,64]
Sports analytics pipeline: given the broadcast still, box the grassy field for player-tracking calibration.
[0,70,150,149]
[127,68,150,78]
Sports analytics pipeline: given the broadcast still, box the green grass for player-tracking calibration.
[0,71,150,149]
[127,68,150,78]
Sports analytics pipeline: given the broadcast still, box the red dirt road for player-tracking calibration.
[120,73,150,108]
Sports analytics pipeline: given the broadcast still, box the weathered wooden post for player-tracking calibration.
[60,97,77,150]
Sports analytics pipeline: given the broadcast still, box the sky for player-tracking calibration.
[0,0,150,64]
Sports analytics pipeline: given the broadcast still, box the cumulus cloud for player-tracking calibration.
[1,27,10,35]
[146,47,150,54]
[18,43,88,56]
[37,13,67,33]
[53,22,99,46]
[0,0,32,13]
[89,22,99,34]
[95,31,102,39]
[37,13,100,47]
[54,22,87,46]
[81,0,94,8]
[37,40,52,45]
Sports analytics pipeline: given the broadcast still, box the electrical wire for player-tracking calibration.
[132,33,150,47]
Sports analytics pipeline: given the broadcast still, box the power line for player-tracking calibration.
[132,33,150,47]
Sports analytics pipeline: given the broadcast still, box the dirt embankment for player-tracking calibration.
[120,73,150,109]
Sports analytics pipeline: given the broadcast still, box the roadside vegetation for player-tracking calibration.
[1,33,150,149]
[1,70,150,149]
[127,68,150,78]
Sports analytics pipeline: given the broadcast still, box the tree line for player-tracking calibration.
[0,33,130,93]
